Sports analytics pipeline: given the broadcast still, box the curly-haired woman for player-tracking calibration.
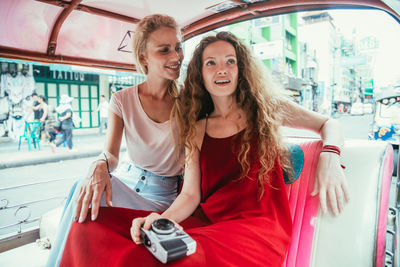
[60,31,349,267]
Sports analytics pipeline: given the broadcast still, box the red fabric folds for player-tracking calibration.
[60,132,292,267]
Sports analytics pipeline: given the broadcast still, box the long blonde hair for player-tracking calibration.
[132,14,180,97]
[174,31,291,197]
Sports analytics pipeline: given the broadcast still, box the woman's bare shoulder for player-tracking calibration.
[193,119,207,150]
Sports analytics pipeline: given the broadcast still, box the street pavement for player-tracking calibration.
[0,128,116,169]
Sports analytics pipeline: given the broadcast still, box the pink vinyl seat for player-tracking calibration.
[283,139,394,267]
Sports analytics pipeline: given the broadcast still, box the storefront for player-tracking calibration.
[109,75,145,93]
[1,59,146,134]
[33,65,100,129]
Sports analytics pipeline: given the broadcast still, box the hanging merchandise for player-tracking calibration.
[0,97,9,120]
[7,74,25,105]
[21,64,36,99]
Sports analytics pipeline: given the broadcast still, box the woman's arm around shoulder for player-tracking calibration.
[131,119,205,244]
[281,99,350,216]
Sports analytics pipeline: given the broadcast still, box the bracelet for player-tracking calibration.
[321,145,346,169]
[103,153,110,174]
[94,153,110,174]
[321,145,341,156]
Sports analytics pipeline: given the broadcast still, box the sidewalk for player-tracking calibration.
[0,128,122,169]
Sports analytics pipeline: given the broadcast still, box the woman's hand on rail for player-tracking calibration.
[311,152,350,216]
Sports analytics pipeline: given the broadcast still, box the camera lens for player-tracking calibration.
[153,219,174,230]
[152,219,175,235]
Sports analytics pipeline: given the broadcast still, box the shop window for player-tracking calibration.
[36,83,45,95]
[48,97,57,108]
[91,85,98,98]
[72,99,79,110]
[81,112,90,127]
[91,98,99,127]
[91,99,98,112]
[71,84,79,97]
[47,83,57,97]
[92,112,99,127]
[80,98,89,111]
[80,85,89,97]
[59,84,69,96]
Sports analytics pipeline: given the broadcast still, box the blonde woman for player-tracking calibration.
[48,14,184,267]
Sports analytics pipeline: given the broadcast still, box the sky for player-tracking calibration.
[329,9,400,88]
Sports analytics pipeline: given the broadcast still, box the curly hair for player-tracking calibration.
[132,14,181,97]
[174,31,291,197]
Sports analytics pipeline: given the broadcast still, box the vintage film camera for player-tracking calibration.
[140,218,197,264]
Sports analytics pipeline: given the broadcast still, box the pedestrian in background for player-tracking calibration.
[51,94,74,152]
[31,93,41,121]
[94,94,109,135]
[34,95,48,141]
[45,104,58,143]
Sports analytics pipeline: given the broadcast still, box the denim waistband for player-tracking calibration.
[112,164,181,204]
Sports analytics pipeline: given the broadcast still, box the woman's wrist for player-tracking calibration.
[94,153,112,173]
[321,144,341,156]
[320,145,346,169]
[94,159,109,173]
[92,160,110,177]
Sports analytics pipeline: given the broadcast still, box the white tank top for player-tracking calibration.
[109,85,183,176]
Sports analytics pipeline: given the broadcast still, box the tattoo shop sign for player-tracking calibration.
[52,70,85,81]
[33,65,99,83]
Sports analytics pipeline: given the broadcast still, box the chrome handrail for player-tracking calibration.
[0,177,77,191]
[0,196,67,237]
[0,217,40,231]
[0,196,66,234]
[0,177,74,236]
[0,196,66,210]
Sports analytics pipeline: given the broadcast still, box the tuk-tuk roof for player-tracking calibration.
[1,0,400,71]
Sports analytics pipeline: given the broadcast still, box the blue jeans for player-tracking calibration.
[55,128,73,149]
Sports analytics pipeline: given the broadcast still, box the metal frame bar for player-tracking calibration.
[0,0,398,71]
[0,228,40,253]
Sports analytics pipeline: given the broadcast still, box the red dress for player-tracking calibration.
[60,131,292,267]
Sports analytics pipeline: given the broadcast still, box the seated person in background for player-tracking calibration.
[59,31,349,267]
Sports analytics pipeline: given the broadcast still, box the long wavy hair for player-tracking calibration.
[132,14,180,98]
[174,31,291,197]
